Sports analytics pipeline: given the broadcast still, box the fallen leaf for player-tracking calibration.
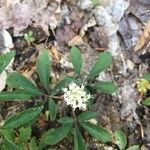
[48,44,60,61]
[134,20,150,51]
[56,25,76,51]
[20,66,36,79]
[37,113,47,127]
[68,35,84,46]
[87,27,109,49]
[80,17,96,37]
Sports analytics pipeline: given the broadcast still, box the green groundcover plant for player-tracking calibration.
[137,73,150,106]
[0,48,139,150]
[24,31,35,46]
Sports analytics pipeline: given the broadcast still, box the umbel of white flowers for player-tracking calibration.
[63,82,91,110]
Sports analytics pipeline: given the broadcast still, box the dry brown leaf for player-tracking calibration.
[68,35,84,46]
[20,66,36,78]
[48,44,60,61]
[134,20,150,51]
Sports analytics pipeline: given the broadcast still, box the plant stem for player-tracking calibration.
[43,93,64,100]
[72,110,77,123]
[50,95,64,100]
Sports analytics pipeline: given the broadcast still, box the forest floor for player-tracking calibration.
[0,0,150,149]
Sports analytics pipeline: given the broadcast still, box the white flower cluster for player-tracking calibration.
[63,82,91,110]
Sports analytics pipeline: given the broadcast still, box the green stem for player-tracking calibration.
[50,95,63,100]
[72,110,77,125]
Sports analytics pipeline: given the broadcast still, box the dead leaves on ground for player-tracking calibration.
[134,20,150,51]
[48,44,60,62]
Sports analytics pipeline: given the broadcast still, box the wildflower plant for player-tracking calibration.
[63,83,91,110]
[91,0,100,6]
[0,47,119,149]
[136,78,150,93]
[137,73,150,106]
[24,31,35,45]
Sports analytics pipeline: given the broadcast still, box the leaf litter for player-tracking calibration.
[0,0,150,149]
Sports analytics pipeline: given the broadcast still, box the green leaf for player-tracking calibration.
[17,127,31,148]
[80,122,111,143]
[77,111,97,122]
[87,98,93,110]
[74,127,86,150]
[39,124,73,148]
[29,137,37,150]
[87,52,112,80]
[143,73,150,81]
[36,50,51,93]
[0,91,33,101]
[48,99,57,121]
[114,130,127,150]
[143,97,150,106]
[2,106,43,128]
[58,117,74,124]
[3,137,22,150]
[91,0,99,6]
[0,129,15,142]
[51,76,80,96]
[70,46,82,75]
[7,72,42,96]
[0,50,16,74]
[93,81,118,94]
[28,31,34,37]
[126,145,140,150]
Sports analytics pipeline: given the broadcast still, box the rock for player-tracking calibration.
[103,0,129,22]
[94,6,121,57]
[0,29,14,51]
[77,0,93,10]
[118,80,140,123]
[0,71,7,92]
[87,26,109,49]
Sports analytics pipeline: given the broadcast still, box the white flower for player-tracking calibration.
[63,82,91,110]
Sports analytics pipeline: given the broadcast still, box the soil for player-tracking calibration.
[0,0,150,149]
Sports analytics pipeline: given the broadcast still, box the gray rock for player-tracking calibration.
[0,29,14,51]
[77,0,93,10]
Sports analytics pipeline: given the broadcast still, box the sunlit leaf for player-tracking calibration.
[0,129,15,142]
[39,124,73,149]
[127,145,140,150]
[36,50,51,93]
[114,130,127,150]
[0,50,15,74]
[58,117,74,124]
[77,111,97,122]
[29,137,37,150]
[91,0,99,6]
[143,97,150,106]
[2,106,43,128]
[74,127,86,150]
[17,127,31,148]
[80,122,111,143]
[70,46,82,75]
[7,72,42,96]
[93,81,118,94]
[87,52,112,80]
[51,76,80,96]
[0,91,33,101]
[3,137,21,150]
[48,99,57,121]
[143,73,150,81]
